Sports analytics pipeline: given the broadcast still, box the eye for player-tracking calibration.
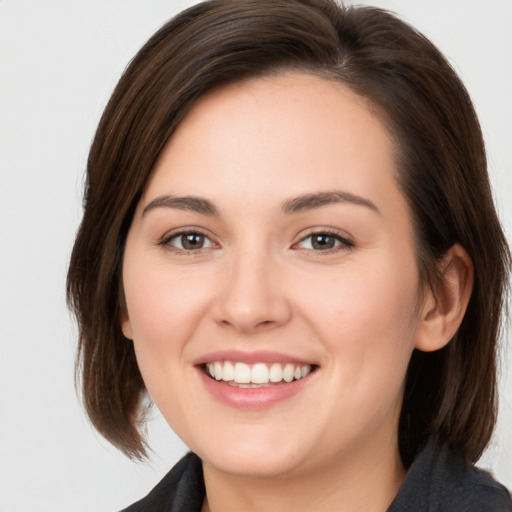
[164,231,216,251]
[296,231,353,251]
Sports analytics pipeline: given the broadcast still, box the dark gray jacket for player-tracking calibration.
[122,439,512,512]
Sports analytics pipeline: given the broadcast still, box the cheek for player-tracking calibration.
[121,256,214,389]
[298,252,421,376]
[122,263,214,419]
[124,258,207,340]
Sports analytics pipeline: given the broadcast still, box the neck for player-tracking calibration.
[201,438,406,512]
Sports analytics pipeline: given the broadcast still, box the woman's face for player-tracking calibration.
[122,73,428,478]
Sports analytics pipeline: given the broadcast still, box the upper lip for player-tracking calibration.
[193,350,317,366]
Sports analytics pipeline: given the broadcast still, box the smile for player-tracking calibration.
[195,351,318,409]
[205,361,313,387]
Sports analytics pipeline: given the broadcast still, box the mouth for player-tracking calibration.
[203,361,315,388]
[194,351,319,408]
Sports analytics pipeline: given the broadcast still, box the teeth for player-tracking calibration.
[214,361,223,381]
[205,361,313,385]
[283,363,294,382]
[234,362,251,383]
[269,363,283,383]
[251,363,269,384]
[222,361,234,381]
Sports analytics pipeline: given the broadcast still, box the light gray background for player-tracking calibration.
[1,1,511,511]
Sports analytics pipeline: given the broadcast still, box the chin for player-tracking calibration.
[202,448,307,478]
[189,428,314,478]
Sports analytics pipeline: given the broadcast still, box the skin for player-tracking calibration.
[121,73,473,512]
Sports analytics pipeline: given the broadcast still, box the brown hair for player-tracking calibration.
[67,0,510,463]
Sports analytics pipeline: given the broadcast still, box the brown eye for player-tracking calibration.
[311,234,337,250]
[296,232,353,251]
[167,232,214,251]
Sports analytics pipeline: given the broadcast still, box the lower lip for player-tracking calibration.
[197,369,313,409]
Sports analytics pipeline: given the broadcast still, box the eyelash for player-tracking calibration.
[159,228,354,255]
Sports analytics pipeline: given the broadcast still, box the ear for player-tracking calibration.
[119,281,134,340]
[121,312,134,340]
[415,244,474,352]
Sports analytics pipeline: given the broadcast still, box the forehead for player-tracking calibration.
[143,72,400,216]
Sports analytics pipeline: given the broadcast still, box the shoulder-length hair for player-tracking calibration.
[67,0,510,463]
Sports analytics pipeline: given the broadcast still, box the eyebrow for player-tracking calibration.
[142,195,219,217]
[282,191,380,215]
[142,190,379,218]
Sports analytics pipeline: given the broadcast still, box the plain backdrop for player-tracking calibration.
[1,1,511,511]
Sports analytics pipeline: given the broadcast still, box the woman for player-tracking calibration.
[67,0,512,510]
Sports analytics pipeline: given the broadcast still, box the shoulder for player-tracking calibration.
[389,439,512,512]
[120,452,205,512]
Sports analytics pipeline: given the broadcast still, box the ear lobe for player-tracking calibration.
[415,244,474,352]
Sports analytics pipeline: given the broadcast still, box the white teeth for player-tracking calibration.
[251,363,269,384]
[283,363,294,382]
[234,362,251,383]
[269,363,283,382]
[205,361,313,385]
[214,361,223,381]
[222,361,234,381]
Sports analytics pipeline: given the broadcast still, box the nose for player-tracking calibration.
[212,249,293,334]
